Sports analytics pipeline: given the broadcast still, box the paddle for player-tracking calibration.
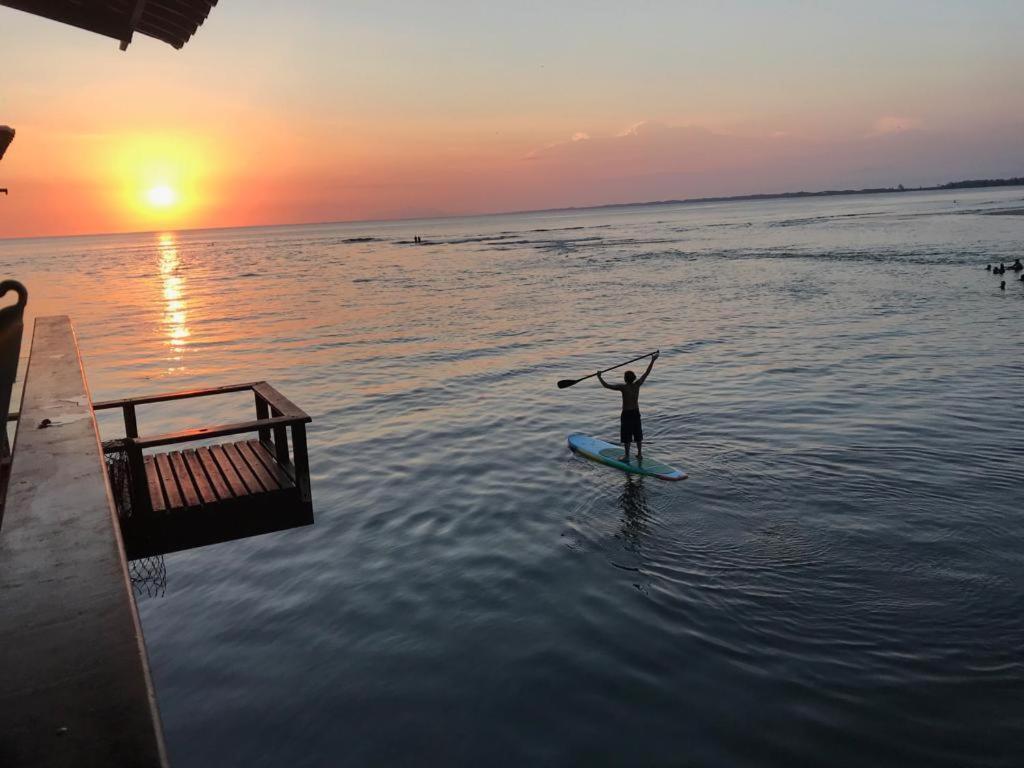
[557,350,659,389]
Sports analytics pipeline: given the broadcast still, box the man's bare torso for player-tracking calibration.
[611,381,641,411]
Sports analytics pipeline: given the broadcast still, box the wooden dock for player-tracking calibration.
[0,317,167,767]
[0,315,316,766]
[96,381,313,559]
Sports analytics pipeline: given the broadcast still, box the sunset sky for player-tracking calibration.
[1,1,1022,237]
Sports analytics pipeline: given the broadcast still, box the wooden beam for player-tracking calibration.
[130,413,305,450]
[0,316,167,767]
[120,0,148,50]
[0,0,218,50]
[93,381,259,410]
[253,381,310,421]
[0,1,131,45]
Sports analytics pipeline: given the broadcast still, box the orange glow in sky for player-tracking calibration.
[1,3,1022,238]
[108,134,215,230]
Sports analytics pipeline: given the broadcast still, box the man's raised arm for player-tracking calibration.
[637,351,659,385]
[597,371,620,390]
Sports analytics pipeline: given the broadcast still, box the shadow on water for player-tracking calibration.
[616,474,651,555]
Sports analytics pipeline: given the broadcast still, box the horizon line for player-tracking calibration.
[2,175,1022,243]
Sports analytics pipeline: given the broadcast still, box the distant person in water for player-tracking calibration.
[598,351,659,464]
[1008,259,1023,272]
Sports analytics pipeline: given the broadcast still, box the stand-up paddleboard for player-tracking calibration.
[567,433,687,481]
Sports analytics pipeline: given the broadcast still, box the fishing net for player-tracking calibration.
[103,440,133,518]
[129,555,166,599]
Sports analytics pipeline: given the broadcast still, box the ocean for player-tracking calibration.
[3,188,1023,766]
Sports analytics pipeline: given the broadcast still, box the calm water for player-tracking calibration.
[3,189,1024,766]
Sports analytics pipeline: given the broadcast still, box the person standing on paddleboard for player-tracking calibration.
[597,350,658,464]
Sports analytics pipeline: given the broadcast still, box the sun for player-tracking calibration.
[146,185,178,208]
[110,134,215,226]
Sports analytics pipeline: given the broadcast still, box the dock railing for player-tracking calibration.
[95,381,312,517]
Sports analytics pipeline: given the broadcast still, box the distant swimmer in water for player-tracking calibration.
[1008,259,1023,272]
[986,264,992,271]
[598,351,659,465]
[1000,281,1006,290]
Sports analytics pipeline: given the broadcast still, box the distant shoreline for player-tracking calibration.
[3,177,1023,242]
[525,176,1024,215]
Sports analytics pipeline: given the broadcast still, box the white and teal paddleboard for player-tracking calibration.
[567,433,687,481]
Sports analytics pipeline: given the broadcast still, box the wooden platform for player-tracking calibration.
[144,440,295,513]
[0,316,314,765]
[97,382,314,560]
[120,440,312,560]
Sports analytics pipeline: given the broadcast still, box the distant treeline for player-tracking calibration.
[675,177,1024,204]
[545,176,1024,215]
[936,177,1024,190]
[656,176,1024,206]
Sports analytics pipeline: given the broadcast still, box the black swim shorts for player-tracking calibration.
[620,409,643,444]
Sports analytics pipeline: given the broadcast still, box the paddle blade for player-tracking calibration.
[557,379,579,389]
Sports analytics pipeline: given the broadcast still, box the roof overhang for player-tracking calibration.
[1,0,219,50]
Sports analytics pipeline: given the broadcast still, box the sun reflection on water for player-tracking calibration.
[158,233,189,371]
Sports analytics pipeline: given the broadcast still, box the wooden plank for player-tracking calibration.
[197,446,233,501]
[272,424,289,466]
[92,381,258,410]
[123,403,138,438]
[169,451,201,509]
[222,442,262,494]
[246,440,295,489]
[237,440,281,491]
[130,414,302,450]
[292,422,311,503]
[182,449,218,505]
[0,315,167,767]
[253,381,310,420]
[123,497,315,559]
[154,453,182,511]
[255,394,271,444]
[127,443,150,516]
[210,444,248,498]
[144,455,167,514]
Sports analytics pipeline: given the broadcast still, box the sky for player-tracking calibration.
[1,0,1022,237]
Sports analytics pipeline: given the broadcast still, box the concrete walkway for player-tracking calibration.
[0,317,166,767]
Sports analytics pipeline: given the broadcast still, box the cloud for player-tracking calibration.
[513,120,1024,209]
[867,116,921,137]
[571,132,590,142]
[527,121,802,177]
